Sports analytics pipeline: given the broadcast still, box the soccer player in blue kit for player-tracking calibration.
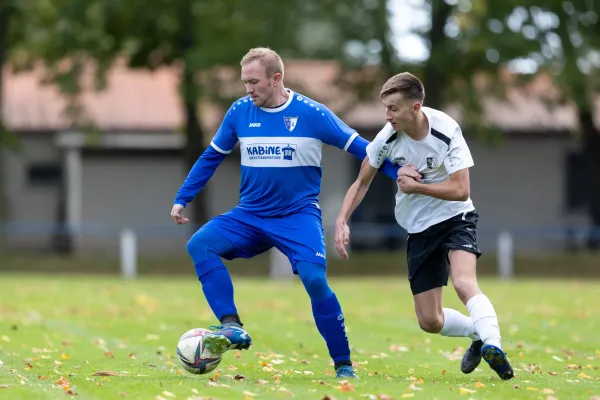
[170,47,400,378]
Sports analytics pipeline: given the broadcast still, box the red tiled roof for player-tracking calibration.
[2,59,598,133]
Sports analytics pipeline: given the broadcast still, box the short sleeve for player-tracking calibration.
[210,104,239,154]
[316,104,359,150]
[366,123,396,168]
[444,127,474,174]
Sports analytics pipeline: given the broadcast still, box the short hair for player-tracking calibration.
[240,47,284,80]
[380,72,425,103]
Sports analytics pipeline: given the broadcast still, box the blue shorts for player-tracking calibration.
[192,206,327,273]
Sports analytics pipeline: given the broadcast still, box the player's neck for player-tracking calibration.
[403,112,429,141]
[263,87,289,108]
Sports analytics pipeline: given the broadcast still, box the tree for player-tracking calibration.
[482,1,600,248]
[11,0,319,226]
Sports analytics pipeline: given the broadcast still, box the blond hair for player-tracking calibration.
[380,72,425,103]
[240,47,284,80]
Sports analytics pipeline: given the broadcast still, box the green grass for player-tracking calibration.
[0,275,599,400]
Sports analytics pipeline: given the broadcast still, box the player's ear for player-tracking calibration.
[272,72,282,86]
[413,101,421,113]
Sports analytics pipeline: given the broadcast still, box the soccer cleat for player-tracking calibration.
[203,325,252,353]
[461,339,483,374]
[482,344,515,380]
[335,365,358,379]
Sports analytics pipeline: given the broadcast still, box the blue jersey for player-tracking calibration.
[211,90,359,217]
[173,89,399,217]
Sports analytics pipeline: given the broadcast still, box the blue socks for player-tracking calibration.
[187,227,238,321]
[296,262,351,364]
[196,263,238,320]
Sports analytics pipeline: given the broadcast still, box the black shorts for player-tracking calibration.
[406,210,482,295]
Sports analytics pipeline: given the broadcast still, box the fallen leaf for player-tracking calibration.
[1,336,10,342]
[61,353,72,360]
[548,371,558,375]
[459,387,476,394]
[129,353,136,360]
[376,395,393,400]
[256,379,268,385]
[56,376,70,386]
[527,387,538,391]
[93,371,123,376]
[104,351,115,358]
[234,375,245,380]
[541,389,555,394]
[242,391,257,397]
[475,382,486,388]
[338,380,355,392]
[0,385,8,389]
[578,372,592,379]
[162,391,176,398]
[321,396,336,400]
[65,389,78,396]
[401,394,415,398]
[228,365,238,371]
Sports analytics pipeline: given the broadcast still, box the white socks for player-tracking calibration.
[466,294,502,348]
[439,308,480,341]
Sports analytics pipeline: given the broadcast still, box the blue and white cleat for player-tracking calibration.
[482,344,514,380]
[335,365,359,379]
[203,324,252,353]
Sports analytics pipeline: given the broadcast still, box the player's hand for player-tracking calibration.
[398,176,421,194]
[334,220,351,259]
[397,164,422,183]
[171,204,189,225]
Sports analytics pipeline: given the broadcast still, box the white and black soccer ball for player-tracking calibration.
[176,328,222,375]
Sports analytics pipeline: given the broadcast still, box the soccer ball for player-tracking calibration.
[176,328,222,375]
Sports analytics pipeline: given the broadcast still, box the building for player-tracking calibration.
[1,61,595,255]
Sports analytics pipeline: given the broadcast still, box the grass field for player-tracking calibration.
[0,274,599,400]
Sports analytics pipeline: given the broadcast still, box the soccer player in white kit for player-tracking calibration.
[334,72,514,380]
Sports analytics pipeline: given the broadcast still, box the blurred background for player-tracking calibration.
[1,0,599,277]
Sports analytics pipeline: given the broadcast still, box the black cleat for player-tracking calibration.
[461,339,483,374]
[482,344,515,380]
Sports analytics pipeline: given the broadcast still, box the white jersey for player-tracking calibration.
[366,107,475,234]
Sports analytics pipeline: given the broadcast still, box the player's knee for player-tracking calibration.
[186,228,225,261]
[297,263,332,302]
[418,314,444,333]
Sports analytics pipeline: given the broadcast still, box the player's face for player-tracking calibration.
[382,92,421,131]
[241,60,280,107]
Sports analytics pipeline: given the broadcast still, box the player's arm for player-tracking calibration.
[397,126,472,201]
[173,146,229,208]
[171,105,238,224]
[399,167,470,201]
[316,105,400,180]
[334,157,379,258]
[346,135,400,180]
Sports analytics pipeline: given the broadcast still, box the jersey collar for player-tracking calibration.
[260,89,295,113]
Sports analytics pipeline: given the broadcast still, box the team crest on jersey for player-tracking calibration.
[393,156,406,165]
[427,157,439,169]
[283,116,298,132]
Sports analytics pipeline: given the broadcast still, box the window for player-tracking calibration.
[565,151,590,211]
[27,164,62,186]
